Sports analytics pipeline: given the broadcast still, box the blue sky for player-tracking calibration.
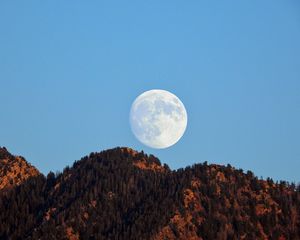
[0,1,299,182]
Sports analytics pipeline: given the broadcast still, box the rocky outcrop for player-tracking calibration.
[0,147,40,191]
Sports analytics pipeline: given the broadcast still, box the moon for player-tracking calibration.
[130,89,188,149]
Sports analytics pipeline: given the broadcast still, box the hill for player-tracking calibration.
[0,147,40,191]
[0,147,299,239]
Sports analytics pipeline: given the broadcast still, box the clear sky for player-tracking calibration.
[0,1,299,182]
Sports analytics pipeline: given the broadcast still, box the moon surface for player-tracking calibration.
[130,89,188,149]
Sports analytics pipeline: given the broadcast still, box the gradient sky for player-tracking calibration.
[0,1,299,182]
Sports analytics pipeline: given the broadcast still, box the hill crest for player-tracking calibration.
[0,147,40,191]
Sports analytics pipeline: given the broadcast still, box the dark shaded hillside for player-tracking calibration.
[0,147,299,240]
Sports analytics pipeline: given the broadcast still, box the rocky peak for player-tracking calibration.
[0,147,12,160]
[0,147,40,190]
[120,147,167,172]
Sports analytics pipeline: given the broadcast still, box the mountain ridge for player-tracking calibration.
[0,147,299,239]
[0,146,40,191]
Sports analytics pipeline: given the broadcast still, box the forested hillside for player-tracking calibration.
[0,147,299,240]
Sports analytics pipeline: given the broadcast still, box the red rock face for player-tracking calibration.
[0,147,40,191]
[154,185,204,240]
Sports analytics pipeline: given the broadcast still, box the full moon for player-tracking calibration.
[130,89,188,149]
